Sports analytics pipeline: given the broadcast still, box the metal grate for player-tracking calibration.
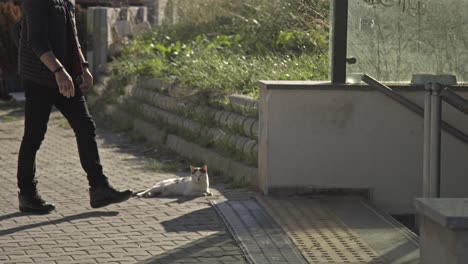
[257,196,385,264]
[213,200,308,264]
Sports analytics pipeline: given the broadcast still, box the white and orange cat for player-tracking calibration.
[136,165,212,198]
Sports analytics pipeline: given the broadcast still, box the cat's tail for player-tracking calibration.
[135,187,161,198]
[132,190,145,197]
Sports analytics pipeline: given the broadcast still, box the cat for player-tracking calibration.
[136,165,212,198]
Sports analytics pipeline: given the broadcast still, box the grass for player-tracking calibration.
[143,159,187,173]
[226,176,251,189]
[0,106,24,122]
[109,0,330,98]
[1,115,20,122]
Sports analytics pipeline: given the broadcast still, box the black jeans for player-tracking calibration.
[17,78,108,194]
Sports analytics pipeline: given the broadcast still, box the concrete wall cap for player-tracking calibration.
[415,198,468,229]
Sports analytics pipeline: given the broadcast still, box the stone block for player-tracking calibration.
[243,140,257,158]
[234,115,246,132]
[219,112,232,128]
[166,135,180,154]
[229,94,254,114]
[226,114,239,131]
[235,137,249,154]
[252,143,258,160]
[163,135,256,182]
[226,135,240,150]
[124,84,135,97]
[207,128,226,143]
[214,110,225,124]
[416,198,468,264]
[133,119,166,145]
[243,118,256,138]
[251,121,259,138]
[183,120,202,134]
[112,20,133,40]
[175,116,185,129]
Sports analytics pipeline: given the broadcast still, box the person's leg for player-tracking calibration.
[17,79,56,213]
[54,88,108,187]
[54,89,131,208]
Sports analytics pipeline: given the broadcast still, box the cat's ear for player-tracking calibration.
[190,166,196,174]
[201,165,208,173]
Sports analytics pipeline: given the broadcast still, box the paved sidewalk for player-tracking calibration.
[0,105,248,264]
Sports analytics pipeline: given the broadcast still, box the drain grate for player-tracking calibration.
[257,196,385,264]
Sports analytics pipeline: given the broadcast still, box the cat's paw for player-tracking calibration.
[203,192,213,196]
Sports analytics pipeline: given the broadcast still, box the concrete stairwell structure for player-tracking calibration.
[258,80,468,215]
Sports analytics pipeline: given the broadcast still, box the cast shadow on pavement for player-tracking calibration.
[0,212,27,222]
[160,207,224,233]
[137,233,246,264]
[0,211,119,236]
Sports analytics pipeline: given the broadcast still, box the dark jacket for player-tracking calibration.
[19,0,81,88]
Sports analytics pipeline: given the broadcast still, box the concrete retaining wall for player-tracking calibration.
[88,76,259,184]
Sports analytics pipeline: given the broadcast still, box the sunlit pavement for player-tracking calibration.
[0,106,247,264]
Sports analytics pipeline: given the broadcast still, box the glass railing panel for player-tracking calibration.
[347,0,468,83]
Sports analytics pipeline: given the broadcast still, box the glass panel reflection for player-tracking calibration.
[348,0,468,82]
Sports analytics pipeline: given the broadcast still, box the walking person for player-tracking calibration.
[17,0,132,214]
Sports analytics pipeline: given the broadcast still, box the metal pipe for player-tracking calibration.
[362,74,468,145]
[362,74,424,115]
[423,83,432,197]
[440,87,468,116]
[429,83,442,197]
[330,0,348,83]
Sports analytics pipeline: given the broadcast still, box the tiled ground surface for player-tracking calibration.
[0,104,248,264]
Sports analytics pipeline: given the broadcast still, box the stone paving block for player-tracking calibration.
[0,108,248,264]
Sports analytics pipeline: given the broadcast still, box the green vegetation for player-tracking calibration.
[0,107,23,122]
[142,158,188,173]
[226,176,251,189]
[110,0,329,98]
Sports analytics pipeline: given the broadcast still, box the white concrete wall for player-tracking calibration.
[259,81,468,214]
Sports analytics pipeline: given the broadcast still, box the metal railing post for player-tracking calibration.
[423,83,432,197]
[429,83,442,197]
[330,0,348,83]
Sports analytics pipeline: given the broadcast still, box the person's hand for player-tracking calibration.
[55,69,75,98]
[80,68,93,92]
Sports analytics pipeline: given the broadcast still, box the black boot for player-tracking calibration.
[18,192,55,214]
[89,185,132,208]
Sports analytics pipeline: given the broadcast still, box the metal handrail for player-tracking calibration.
[440,87,468,116]
[361,74,468,145]
[362,74,468,199]
[423,85,468,198]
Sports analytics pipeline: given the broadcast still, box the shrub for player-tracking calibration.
[110,0,330,98]
[0,1,21,73]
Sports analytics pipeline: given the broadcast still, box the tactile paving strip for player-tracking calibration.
[257,196,385,264]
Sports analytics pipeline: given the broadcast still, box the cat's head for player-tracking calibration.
[190,165,208,183]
